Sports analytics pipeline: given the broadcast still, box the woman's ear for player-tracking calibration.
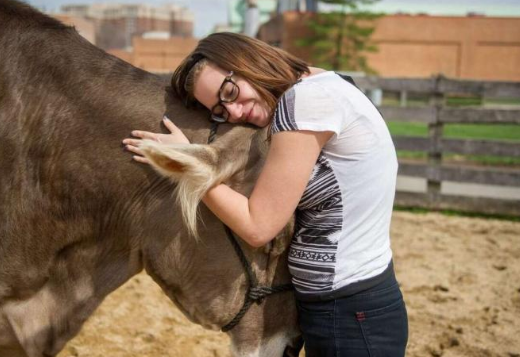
[140,140,220,238]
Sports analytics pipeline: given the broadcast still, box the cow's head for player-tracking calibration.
[139,125,302,356]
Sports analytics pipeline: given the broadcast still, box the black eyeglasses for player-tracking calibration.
[210,71,240,123]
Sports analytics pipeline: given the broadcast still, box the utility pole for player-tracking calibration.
[243,0,260,37]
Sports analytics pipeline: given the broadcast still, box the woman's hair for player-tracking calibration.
[171,32,310,116]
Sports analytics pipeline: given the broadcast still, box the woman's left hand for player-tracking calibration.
[123,116,190,164]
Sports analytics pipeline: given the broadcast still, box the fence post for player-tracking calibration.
[400,90,408,107]
[427,75,444,205]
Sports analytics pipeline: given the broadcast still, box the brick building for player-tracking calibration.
[53,14,96,45]
[108,36,199,73]
[60,3,193,50]
[258,12,520,81]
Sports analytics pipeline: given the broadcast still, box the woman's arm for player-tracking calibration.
[202,129,333,247]
[123,117,333,247]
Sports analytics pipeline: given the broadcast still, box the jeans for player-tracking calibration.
[296,271,408,357]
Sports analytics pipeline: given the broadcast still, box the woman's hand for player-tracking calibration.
[122,116,190,164]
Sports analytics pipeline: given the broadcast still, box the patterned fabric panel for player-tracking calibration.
[271,83,344,294]
[271,87,297,134]
[289,241,337,292]
[289,154,343,293]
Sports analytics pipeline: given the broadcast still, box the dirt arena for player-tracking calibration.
[57,211,520,357]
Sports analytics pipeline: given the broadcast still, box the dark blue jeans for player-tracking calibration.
[296,272,408,357]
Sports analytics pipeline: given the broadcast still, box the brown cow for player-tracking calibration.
[0,1,301,356]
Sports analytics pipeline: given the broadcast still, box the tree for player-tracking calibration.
[297,0,381,73]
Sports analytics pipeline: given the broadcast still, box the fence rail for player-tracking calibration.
[378,106,520,124]
[398,162,520,187]
[393,137,520,157]
[352,74,520,216]
[354,76,520,97]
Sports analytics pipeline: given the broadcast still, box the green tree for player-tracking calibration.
[297,0,381,73]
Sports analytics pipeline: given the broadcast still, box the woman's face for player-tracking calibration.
[193,63,271,128]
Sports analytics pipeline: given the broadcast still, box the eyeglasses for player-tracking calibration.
[210,71,240,123]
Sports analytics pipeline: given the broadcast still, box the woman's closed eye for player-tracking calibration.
[221,81,238,101]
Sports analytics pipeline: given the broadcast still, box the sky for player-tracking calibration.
[26,0,520,38]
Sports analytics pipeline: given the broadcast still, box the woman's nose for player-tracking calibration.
[223,102,243,121]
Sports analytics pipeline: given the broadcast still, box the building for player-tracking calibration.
[108,36,199,73]
[277,0,317,13]
[60,3,194,50]
[258,12,520,81]
[213,0,315,38]
[53,14,96,45]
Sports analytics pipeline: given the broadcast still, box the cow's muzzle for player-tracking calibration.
[283,336,304,357]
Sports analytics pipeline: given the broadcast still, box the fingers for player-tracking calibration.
[163,117,190,144]
[122,138,141,147]
[131,130,158,140]
[133,155,150,164]
[123,116,181,166]
[124,144,150,164]
[125,144,144,156]
[162,116,178,133]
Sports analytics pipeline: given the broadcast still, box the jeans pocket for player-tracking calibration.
[356,298,408,357]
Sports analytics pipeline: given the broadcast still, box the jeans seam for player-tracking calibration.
[333,299,338,357]
[357,317,373,357]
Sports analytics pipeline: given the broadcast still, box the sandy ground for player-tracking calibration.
[57,211,520,357]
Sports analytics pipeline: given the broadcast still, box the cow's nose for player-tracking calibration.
[283,336,303,357]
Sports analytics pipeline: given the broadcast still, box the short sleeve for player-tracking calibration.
[271,82,344,137]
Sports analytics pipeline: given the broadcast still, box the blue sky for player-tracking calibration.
[27,0,520,38]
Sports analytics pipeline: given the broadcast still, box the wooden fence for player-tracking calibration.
[158,72,518,216]
[350,75,520,216]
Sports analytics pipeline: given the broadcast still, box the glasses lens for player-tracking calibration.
[211,104,229,123]
[220,81,239,102]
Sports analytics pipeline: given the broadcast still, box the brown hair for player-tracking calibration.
[171,32,310,117]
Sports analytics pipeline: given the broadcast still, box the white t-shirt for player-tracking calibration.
[271,71,397,300]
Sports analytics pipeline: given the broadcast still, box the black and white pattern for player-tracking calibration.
[271,88,297,133]
[289,154,343,293]
[272,89,343,294]
[271,72,397,298]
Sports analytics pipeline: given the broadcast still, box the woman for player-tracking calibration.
[123,32,408,356]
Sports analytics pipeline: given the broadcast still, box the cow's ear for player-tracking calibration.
[140,140,216,180]
[140,140,220,238]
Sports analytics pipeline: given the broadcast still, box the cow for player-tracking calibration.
[0,1,301,356]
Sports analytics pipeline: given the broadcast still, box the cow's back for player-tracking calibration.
[0,3,302,356]
[0,1,212,354]
[0,0,160,297]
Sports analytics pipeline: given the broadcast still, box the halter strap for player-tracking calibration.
[206,122,293,332]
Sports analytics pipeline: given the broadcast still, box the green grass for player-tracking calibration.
[386,122,520,166]
[387,122,428,137]
[379,91,520,166]
[484,98,520,106]
[387,122,520,141]
[446,96,483,106]
[444,124,520,141]
[382,95,520,107]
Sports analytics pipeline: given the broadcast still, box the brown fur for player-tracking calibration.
[0,1,300,356]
